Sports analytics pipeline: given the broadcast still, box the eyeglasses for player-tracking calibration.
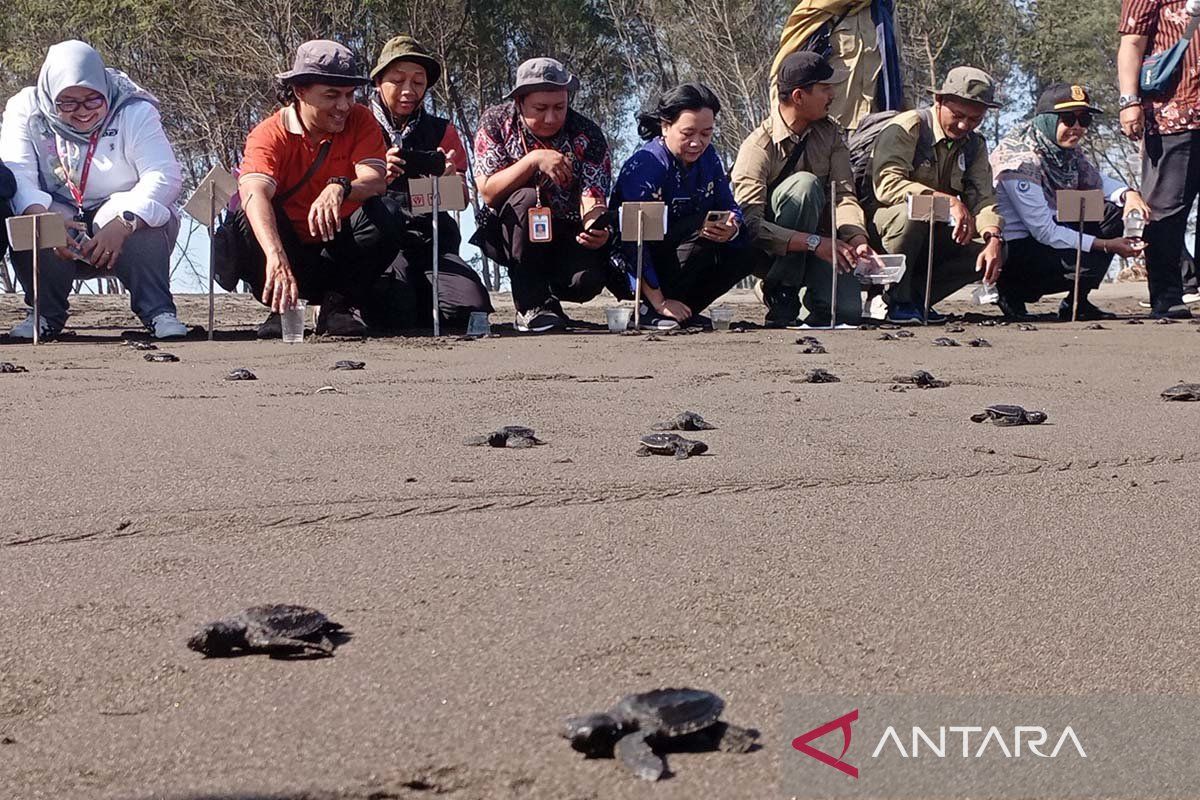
[55,95,106,113]
[1059,111,1093,129]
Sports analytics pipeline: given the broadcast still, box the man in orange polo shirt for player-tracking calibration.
[232,39,400,337]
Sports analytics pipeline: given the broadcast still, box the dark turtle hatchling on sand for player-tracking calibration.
[651,412,716,432]
[564,688,757,781]
[1161,383,1200,401]
[892,370,948,389]
[970,405,1047,426]
[124,340,158,351]
[187,604,343,657]
[144,352,179,362]
[966,337,991,347]
[226,368,257,381]
[464,425,544,448]
[932,336,959,347]
[637,433,708,459]
[331,360,366,370]
[0,362,28,373]
[799,368,839,383]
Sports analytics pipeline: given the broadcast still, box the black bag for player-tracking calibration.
[847,108,980,215]
[800,8,854,61]
[210,140,331,292]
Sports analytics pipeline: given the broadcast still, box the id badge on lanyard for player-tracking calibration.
[529,185,553,243]
[58,131,102,222]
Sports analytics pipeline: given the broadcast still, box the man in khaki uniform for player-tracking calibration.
[871,67,1005,324]
[732,51,877,327]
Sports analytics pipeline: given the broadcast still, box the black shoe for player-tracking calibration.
[1060,297,1116,321]
[763,285,801,328]
[515,306,563,332]
[256,313,282,339]
[997,294,1034,321]
[1151,303,1193,320]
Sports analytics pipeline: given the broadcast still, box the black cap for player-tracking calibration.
[1035,83,1103,116]
[776,51,847,96]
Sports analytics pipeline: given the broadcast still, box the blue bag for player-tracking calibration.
[1141,14,1200,96]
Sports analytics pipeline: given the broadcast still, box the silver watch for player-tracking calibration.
[1119,94,1141,110]
[805,234,822,252]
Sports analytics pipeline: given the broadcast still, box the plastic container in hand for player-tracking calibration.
[972,282,999,305]
[466,311,491,337]
[281,300,306,343]
[710,306,734,330]
[853,254,907,285]
[605,306,633,332]
[1123,208,1146,240]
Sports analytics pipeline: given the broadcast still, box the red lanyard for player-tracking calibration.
[58,131,101,219]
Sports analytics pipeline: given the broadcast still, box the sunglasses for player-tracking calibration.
[55,95,106,113]
[1058,111,1093,129]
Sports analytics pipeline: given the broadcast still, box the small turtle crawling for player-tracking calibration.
[892,370,949,389]
[187,604,343,658]
[1084,323,1107,330]
[946,325,966,333]
[799,368,840,383]
[970,405,1048,426]
[464,425,544,448]
[895,330,915,339]
[967,337,992,347]
[1126,319,1144,325]
[564,688,757,781]
[0,362,28,373]
[932,336,960,347]
[637,433,708,459]
[331,360,365,370]
[1156,318,1178,325]
[651,411,716,432]
[1017,323,1038,331]
[226,368,257,381]
[878,332,902,341]
[144,352,179,363]
[123,340,158,351]
[1161,383,1200,401]
[795,336,823,347]
[800,344,827,354]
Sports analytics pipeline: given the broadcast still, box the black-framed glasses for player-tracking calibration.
[55,95,106,113]
[1059,111,1093,129]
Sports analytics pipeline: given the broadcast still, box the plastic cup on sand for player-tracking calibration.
[606,307,633,332]
[281,300,306,343]
[466,311,492,337]
[710,306,734,330]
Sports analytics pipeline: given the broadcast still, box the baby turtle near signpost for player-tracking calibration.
[795,335,823,347]
[892,370,949,389]
[932,336,960,347]
[1161,383,1200,401]
[1084,323,1107,330]
[798,368,840,383]
[186,604,344,658]
[1017,323,1038,331]
[464,426,544,448]
[966,337,992,347]
[225,368,257,381]
[563,688,757,782]
[637,433,708,459]
[651,411,716,432]
[970,405,1048,426]
[0,362,28,373]
[800,344,827,354]
[123,340,158,351]
[331,360,366,370]
[144,352,179,363]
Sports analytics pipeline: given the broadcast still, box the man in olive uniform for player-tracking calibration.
[870,66,1005,323]
[732,51,877,327]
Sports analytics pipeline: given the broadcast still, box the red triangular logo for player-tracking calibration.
[791,708,859,779]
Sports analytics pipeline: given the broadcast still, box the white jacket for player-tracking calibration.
[0,87,182,230]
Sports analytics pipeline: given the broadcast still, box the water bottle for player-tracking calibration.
[1124,208,1146,241]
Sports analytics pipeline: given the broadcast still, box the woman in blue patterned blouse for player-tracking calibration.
[611,83,753,330]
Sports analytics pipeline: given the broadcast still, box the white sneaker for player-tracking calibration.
[150,312,188,339]
[1185,292,1200,304]
[8,311,54,340]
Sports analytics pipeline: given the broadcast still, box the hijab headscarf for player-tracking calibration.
[34,40,157,144]
[990,112,1102,211]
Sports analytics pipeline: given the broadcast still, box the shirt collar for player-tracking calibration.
[770,107,811,146]
[928,107,952,146]
[281,105,305,136]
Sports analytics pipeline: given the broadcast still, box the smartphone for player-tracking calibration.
[398,148,447,177]
[585,210,615,233]
[704,210,729,225]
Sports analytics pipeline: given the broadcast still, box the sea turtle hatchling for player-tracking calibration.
[966,337,992,347]
[795,335,823,347]
[144,352,179,363]
[225,368,257,381]
[651,411,716,432]
[800,344,827,354]
[464,425,544,448]
[932,336,960,347]
[331,360,366,370]
[0,362,28,373]
[637,433,708,459]
[1161,383,1200,401]
[1084,323,1107,330]
[970,404,1048,426]
[1017,323,1038,331]
[123,340,158,351]
[892,370,949,389]
[798,368,840,383]
[186,604,343,658]
[563,688,757,781]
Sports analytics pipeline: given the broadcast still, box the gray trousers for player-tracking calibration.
[11,210,180,332]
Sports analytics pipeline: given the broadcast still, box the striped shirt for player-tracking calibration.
[1121,0,1200,135]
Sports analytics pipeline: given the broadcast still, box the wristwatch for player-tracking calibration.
[1119,94,1141,110]
[119,211,139,233]
[327,176,352,199]
[805,234,822,252]
[982,231,1004,245]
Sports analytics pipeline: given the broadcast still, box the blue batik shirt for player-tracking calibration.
[610,137,745,290]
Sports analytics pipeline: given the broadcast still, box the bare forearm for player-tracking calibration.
[241,186,285,258]
[478,155,539,207]
[1118,35,1148,97]
[348,174,385,202]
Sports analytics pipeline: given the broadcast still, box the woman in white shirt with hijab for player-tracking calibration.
[0,40,186,339]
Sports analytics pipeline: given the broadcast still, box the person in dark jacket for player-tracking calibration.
[365,35,492,331]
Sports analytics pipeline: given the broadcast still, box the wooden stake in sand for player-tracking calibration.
[184,166,238,341]
[620,202,667,331]
[409,176,468,337]
[1056,189,1105,323]
[829,175,838,330]
[5,213,67,345]
[907,194,951,326]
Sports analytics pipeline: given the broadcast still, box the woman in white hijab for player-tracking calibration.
[0,40,186,339]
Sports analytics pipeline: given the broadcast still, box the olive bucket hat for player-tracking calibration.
[933,66,1002,109]
[370,35,442,87]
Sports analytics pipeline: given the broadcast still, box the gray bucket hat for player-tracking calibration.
[276,40,371,86]
[504,57,580,100]
[933,66,1002,109]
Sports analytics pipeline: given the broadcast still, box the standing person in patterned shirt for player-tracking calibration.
[1118,0,1200,318]
[471,58,617,333]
